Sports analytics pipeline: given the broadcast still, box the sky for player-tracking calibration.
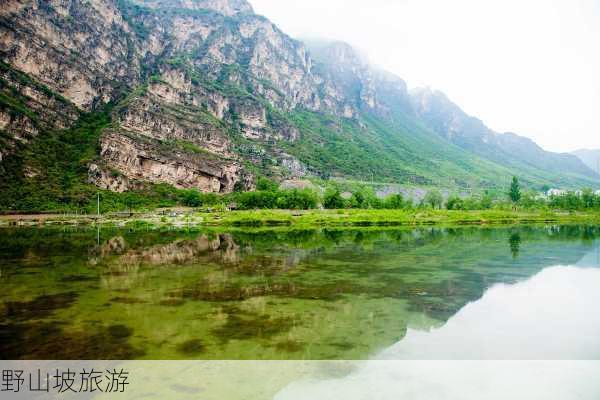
[249,0,600,153]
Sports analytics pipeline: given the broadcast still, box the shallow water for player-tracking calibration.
[1,224,599,360]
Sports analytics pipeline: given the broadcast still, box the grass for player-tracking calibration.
[3,209,600,229]
[200,209,600,227]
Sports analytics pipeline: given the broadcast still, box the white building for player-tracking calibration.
[547,188,566,197]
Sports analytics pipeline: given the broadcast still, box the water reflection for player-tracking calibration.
[275,262,600,399]
[509,232,521,258]
[0,225,599,360]
[380,264,600,360]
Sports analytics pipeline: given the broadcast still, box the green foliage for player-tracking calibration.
[180,189,220,208]
[256,177,279,192]
[235,191,278,209]
[424,189,443,209]
[509,176,522,203]
[479,193,493,209]
[234,188,318,210]
[582,188,596,209]
[383,194,408,210]
[446,196,465,210]
[0,107,112,212]
[276,189,318,210]
[348,187,384,209]
[323,188,346,209]
[546,190,600,211]
[518,191,546,210]
[446,193,495,211]
[283,109,579,190]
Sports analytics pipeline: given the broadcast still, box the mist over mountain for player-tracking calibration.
[1,0,598,210]
[408,88,597,181]
[573,149,600,175]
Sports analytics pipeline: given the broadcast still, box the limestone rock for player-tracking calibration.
[98,131,251,193]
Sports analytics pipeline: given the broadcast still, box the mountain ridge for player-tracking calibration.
[0,0,598,211]
[573,149,600,174]
[408,87,597,180]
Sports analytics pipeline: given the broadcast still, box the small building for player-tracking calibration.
[547,188,566,197]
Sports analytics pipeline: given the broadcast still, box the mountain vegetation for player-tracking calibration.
[1,0,599,213]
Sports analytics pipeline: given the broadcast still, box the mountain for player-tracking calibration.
[572,149,600,174]
[0,0,598,210]
[409,88,599,186]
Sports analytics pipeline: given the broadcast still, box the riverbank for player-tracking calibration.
[2,209,600,228]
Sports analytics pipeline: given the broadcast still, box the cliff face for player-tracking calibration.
[1,0,141,110]
[0,0,371,193]
[0,61,81,162]
[306,40,412,119]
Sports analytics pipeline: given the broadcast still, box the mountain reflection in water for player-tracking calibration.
[276,262,600,400]
[0,225,599,361]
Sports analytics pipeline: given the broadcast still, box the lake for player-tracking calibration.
[1,224,599,362]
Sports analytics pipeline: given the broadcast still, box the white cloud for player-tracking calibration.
[249,0,600,152]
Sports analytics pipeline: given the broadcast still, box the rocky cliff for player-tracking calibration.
[1,0,385,193]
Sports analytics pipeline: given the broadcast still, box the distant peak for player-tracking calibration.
[303,39,369,67]
[410,86,446,100]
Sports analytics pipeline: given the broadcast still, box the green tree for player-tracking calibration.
[323,188,345,209]
[181,189,202,207]
[350,191,365,208]
[256,177,279,192]
[424,189,443,209]
[479,193,493,209]
[509,233,521,259]
[384,194,406,209]
[446,195,464,210]
[582,188,595,209]
[276,189,318,210]
[509,176,521,204]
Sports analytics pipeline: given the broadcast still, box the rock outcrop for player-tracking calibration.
[94,131,252,192]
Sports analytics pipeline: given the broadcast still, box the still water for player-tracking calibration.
[1,225,599,361]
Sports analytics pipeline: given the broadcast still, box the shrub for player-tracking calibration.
[256,177,279,192]
[446,196,464,210]
[276,189,318,210]
[180,189,220,207]
[323,188,345,209]
[236,191,278,209]
[383,194,407,209]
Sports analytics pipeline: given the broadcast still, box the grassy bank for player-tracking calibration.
[2,209,600,229]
